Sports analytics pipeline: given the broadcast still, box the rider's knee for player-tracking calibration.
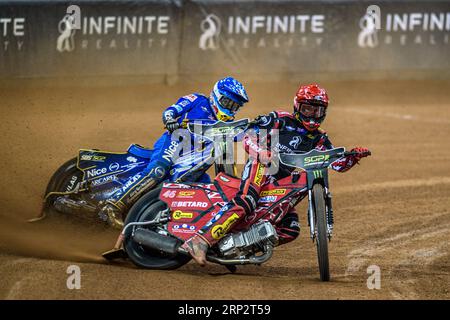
[233,186,259,215]
[276,211,300,245]
[143,161,170,182]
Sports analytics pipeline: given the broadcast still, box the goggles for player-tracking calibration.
[219,96,242,113]
[297,103,326,118]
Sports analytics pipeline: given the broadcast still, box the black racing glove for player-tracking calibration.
[165,118,181,133]
[162,110,181,133]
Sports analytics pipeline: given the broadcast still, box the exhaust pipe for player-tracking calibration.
[132,228,181,255]
[133,228,274,266]
[205,245,274,265]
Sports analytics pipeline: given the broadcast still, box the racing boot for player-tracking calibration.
[99,203,124,229]
[181,235,209,266]
[102,167,165,228]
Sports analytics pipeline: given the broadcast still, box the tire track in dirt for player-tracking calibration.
[389,244,448,299]
[335,176,450,194]
[345,221,450,299]
[340,107,450,124]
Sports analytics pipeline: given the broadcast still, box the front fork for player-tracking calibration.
[324,186,334,240]
[308,189,315,241]
[307,186,334,241]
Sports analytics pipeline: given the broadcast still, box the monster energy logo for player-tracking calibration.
[312,170,323,179]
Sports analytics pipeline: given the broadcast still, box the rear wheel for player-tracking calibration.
[123,194,191,269]
[43,158,83,211]
[313,183,330,281]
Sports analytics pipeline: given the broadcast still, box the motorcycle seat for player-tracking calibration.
[127,144,153,159]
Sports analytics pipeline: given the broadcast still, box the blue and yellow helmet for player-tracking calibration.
[210,77,249,121]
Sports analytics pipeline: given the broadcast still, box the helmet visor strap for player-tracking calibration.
[219,96,242,113]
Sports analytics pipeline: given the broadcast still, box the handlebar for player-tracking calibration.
[344,150,372,157]
[164,118,189,131]
[167,118,257,133]
[180,118,189,129]
[169,118,372,159]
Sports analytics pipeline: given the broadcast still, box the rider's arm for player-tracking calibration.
[162,95,198,125]
[241,113,279,164]
[162,95,199,132]
[316,133,358,173]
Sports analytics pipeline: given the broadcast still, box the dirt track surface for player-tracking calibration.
[0,80,449,299]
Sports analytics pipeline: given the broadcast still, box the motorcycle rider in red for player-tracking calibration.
[181,84,371,266]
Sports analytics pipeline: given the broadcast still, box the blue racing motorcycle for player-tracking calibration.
[37,119,250,225]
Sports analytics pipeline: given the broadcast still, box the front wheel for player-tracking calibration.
[123,194,191,269]
[312,183,330,281]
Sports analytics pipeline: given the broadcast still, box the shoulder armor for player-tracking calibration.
[182,94,200,102]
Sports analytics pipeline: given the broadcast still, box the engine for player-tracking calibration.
[217,220,278,258]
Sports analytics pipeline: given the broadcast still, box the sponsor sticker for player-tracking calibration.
[109,162,120,171]
[203,209,224,229]
[171,201,209,208]
[172,224,196,233]
[172,210,194,220]
[66,175,78,192]
[153,167,166,179]
[183,94,197,102]
[126,156,137,163]
[178,191,196,197]
[304,154,330,166]
[86,167,107,178]
[175,103,186,111]
[121,173,142,191]
[91,175,117,186]
[211,213,240,240]
[260,189,286,196]
[289,136,301,149]
[81,155,106,162]
[259,195,277,203]
[253,163,265,186]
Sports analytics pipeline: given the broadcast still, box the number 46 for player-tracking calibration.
[162,190,176,198]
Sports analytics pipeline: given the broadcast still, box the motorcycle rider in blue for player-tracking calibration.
[100,77,249,228]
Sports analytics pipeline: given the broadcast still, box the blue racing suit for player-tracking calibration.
[107,93,219,211]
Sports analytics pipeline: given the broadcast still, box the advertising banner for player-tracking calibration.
[0,0,182,78]
[1,0,449,80]
[179,0,450,77]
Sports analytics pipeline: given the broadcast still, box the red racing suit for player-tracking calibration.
[197,110,360,246]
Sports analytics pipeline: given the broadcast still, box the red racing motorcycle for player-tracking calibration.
[104,120,369,281]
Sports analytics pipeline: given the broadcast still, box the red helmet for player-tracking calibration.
[293,84,329,131]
